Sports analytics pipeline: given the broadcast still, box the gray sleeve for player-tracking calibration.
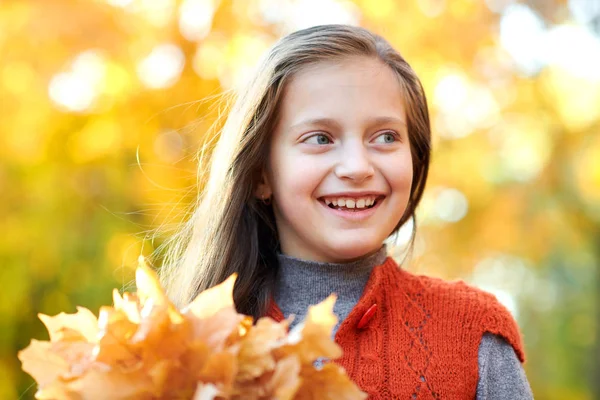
[476,332,534,400]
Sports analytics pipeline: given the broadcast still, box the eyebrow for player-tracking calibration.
[289,116,407,132]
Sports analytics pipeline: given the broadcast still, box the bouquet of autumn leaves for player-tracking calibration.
[18,257,367,400]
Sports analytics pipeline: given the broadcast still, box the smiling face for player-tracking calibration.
[259,56,414,263]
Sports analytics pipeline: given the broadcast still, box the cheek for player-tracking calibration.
[383,152,414,191]
[270,159,322,230]
[270,153,324,198]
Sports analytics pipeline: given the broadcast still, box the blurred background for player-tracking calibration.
[1,0,599,398]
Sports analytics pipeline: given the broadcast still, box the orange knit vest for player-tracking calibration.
[265,257,526,399]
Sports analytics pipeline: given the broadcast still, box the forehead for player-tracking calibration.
[276,56,406,127]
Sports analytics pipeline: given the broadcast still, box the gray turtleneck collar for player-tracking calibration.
[274,245,389,336]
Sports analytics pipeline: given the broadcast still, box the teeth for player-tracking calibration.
[322,196,379,209]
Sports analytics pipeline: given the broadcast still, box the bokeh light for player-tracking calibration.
[137,44,186,89]
[179,0,217,42]
[48,51,107,112]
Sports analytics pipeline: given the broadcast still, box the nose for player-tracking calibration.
[334,141,375,182]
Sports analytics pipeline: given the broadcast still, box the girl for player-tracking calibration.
[158,25,533,399]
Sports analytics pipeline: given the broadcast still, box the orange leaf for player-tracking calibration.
[198,349,239,395]
[136,257,184,324]
[181,340,212,374]
[58,363,154,400]
[185,306,244,352]
[237,317,290,381]
[112,289,142,324]
[296,363,368,400]
[266,355,302,400]
[94,306,140,368]
[275,294,342,365]
[135,256,168,305]
[39,306,98,342]
[183,274,237,319]
[18,340,70,388]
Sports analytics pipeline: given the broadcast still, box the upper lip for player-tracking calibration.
[319,191,386,198]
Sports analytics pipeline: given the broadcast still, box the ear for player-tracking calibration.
[254,169,272,200]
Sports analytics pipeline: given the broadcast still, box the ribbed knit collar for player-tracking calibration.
[275,245,388,283]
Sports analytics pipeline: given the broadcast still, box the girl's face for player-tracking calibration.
[261,56,413,263]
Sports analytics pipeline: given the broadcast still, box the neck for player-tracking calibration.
[274,245,388,332]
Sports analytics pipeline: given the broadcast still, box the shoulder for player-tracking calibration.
[386,260,526,363]
[394,262,501,309]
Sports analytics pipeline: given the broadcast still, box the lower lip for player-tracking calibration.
[318,198,384,221]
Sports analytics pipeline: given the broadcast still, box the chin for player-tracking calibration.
[323,240,383,263]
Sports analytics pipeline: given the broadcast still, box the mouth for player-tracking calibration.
[316,195,386,222]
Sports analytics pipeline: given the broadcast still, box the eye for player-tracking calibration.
[373,131,398,144]
[304,133,332,145]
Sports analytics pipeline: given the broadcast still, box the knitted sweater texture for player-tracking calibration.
[266,256,525,399]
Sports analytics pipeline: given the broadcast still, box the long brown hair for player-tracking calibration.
[157,24,431,320]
